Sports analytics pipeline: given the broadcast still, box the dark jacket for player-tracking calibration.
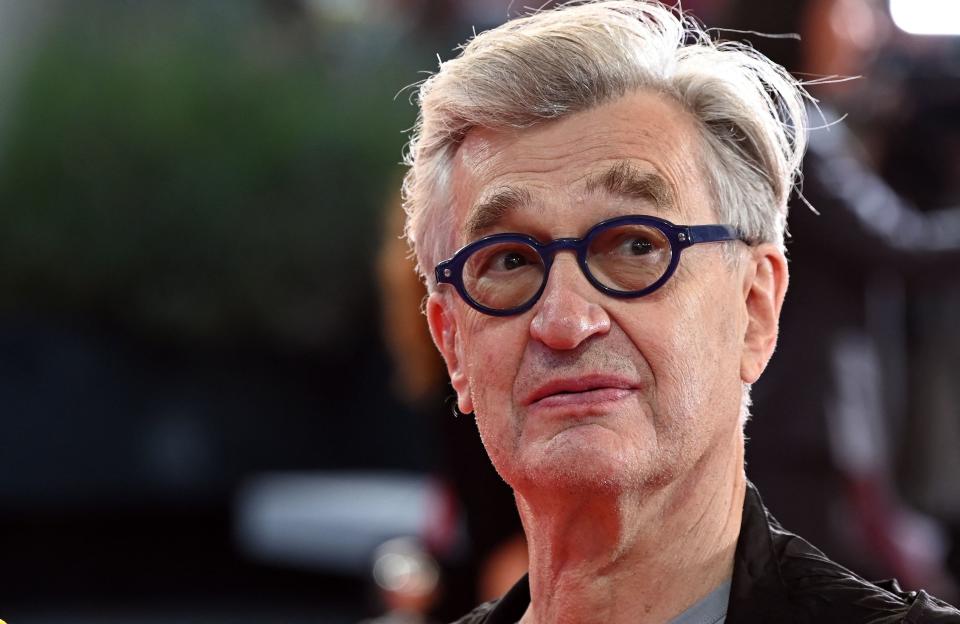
[451,483,960,623]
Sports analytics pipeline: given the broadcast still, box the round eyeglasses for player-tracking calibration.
[434,215,740,316]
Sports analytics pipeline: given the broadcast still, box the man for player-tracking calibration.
[400,1,960,622]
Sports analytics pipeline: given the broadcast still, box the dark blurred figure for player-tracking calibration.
[874,31,960,589]
[378,195,526,621]
[725,0,960,598]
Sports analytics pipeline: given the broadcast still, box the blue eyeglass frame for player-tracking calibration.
[434,214,740,317]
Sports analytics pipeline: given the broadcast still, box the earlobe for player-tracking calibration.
[426,292,474,414]
[740,245,788,383]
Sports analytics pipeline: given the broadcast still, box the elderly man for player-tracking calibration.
[401,1,960,622]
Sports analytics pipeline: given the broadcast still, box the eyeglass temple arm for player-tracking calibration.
[687,224,740,244]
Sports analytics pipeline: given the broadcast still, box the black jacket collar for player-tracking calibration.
[456,482,959,623]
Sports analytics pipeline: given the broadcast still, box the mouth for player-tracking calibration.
[523,375,640,410]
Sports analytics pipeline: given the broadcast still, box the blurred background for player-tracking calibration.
[0,0,957,622]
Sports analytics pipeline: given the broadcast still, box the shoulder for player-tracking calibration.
[768,516,960,622]
[731,483,960,623]
[449,599,500,624]
[453,575,530,624]
[447,575,530,624]
[778,536,952,621]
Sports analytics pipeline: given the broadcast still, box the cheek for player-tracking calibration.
[461,322,526,476]
[673,284,745,437]
[461,315,526,415]
[646,322,702,421]
[643,281,742,415]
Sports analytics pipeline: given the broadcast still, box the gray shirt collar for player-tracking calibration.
[668,579,731,624]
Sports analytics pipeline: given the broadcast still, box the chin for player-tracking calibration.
[504,431,676,496]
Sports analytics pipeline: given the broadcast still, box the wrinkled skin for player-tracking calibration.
[428,91,784,500]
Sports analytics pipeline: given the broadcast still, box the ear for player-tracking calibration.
[740,244,789,384]
[426,291,474,414]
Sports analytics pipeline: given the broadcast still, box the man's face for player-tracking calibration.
[427,91,783,495]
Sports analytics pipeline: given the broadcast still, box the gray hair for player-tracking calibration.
[402,0,809,287]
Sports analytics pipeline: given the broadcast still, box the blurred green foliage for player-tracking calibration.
[0,2,417,350]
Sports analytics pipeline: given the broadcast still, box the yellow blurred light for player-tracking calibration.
[890,0,960,35]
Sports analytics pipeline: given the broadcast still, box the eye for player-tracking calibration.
[468,242,541,278]
[586,223,669,263]
[630,237,654,255]
[499,251,529,270]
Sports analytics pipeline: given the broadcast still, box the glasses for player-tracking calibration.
[435,215,740,316]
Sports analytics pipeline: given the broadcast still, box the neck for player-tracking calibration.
[515,436,746,624]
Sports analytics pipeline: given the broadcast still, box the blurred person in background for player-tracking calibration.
[400,0,960,621]
[872,12,960,588]
[725,0,960,597]
[379,193,527,620]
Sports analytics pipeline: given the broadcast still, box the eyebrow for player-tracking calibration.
[462,161,676,239]
[584,161,675,212]
[464,186,533,239]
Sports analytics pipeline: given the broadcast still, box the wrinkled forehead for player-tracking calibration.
[447,91,713,245]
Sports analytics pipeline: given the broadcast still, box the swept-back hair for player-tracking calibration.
[402,0,809,286]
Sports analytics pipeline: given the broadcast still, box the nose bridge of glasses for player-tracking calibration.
[537,236,595,294]
[540,237,586,263]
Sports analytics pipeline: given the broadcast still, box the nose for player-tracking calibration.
[529,254,611,350]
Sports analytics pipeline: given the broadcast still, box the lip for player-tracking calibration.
[523,375,640,409]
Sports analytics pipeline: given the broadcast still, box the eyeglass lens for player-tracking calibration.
[461,223,673,311]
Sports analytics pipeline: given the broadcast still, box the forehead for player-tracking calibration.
[449,90,711,240]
